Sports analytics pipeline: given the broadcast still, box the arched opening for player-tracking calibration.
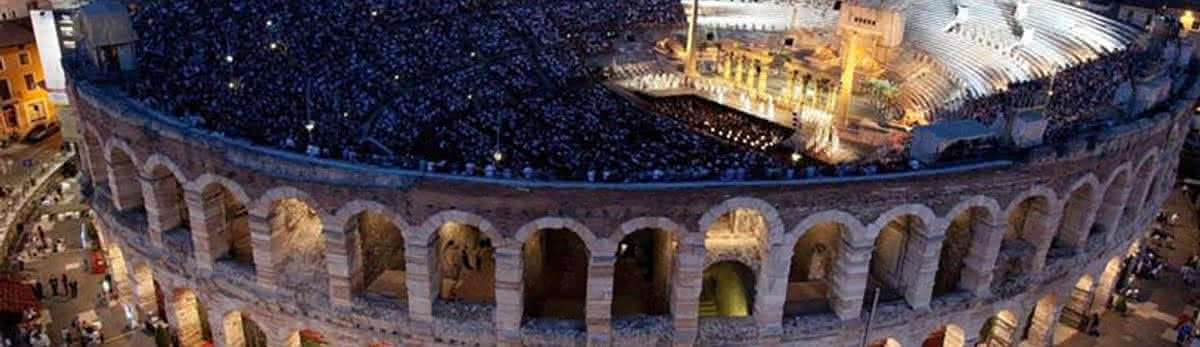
[430,222,495,314]
[700,261,756,317]
[869,337,903,347]
[868,215,925,304]
[284,329,329,347]
[1052,184,1096,256]
[269,198,326,294]
[1124,161,1156,227]
[1022,295,1058,345]
[784,222,844,316]
[704,208,769,253]
[222,311,267,347]
[201,182,254,272]
[1058,275,1095,335]
[933,207,989,298]
[1095,170,1130,237]
[133,264,165,321]
[350,211,406,301]
[922,324,965,347]
[147,164,191,253]
[522,228,589,323]
[994,196,1051,293]
[612,228,673,318]
[172,289,213,346]
[1095,257,1123,311]
[978,310,1018,347]
[108,147,144,211]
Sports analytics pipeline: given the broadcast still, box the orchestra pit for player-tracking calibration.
[63,0,1198,345]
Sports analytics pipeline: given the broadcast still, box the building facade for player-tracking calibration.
[0,19,56,142]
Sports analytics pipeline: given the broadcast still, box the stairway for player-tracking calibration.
[699,298,719,317]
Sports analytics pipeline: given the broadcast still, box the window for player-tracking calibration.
[18,52,29,65]
[23,74,35,91]
[26,101,46,122]
[0,79,10,101]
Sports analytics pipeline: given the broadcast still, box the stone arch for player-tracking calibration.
[697,197,785,247]
[1093,256,1123,314]
[171,288,213,346]
[190,174,255,272]
[783,210,866,318]
[1124,149,1160,228]
[866,206,935,308]
[521,223,592,322]
[995,186,1057,293]
[333,200,409,300]
[1052,175,1101,255]
[922,324,965,347]
[1022,294,1059,345]
[104,137,145,211]
[700,260,757,317]
[1095,164,1133,241]
[132,263,166,323]
[979,310,1019,347]
[258,192,328,295]
[1058,274,1096,332]
[142,154,192,253]
[417,210,503,247]
[613,217,684,318]
[222,310,268,347]
[935,197,1002,299]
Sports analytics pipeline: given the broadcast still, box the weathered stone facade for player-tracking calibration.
[73,70,1197,346]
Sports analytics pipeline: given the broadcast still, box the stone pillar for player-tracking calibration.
[756,243,789,345]
[403,238,435,344]
[830,235,872,320]
[671,235,704,347]
[494,244,524,346]
[1095,183,1131,244]
[107,156,142,211]
[1028,208,1062,273]
[189,186,224,273]
[249,211,277,291]
[901,232,944,310]
[1025,302,1061,347]
[757,63,769,94]
[325,223,354,309]
[106,245,136,310]
[586,251,615,346]
[131,264,159,319]
[1124,168,1155,229]
[960,219,1004,297]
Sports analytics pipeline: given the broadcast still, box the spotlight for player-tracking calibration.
[224,55,233,63]
[492,151,503,162]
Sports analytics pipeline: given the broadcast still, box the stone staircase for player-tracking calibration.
[699,298,718,317]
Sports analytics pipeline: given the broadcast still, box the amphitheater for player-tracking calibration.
[63,0,1200,347]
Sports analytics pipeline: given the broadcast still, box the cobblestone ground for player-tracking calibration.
[1057,188,1199,347]
[19,211,154,346]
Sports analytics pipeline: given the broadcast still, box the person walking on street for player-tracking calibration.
[48,278,58,297]
[69,280,78,299]
[1088,313,1101,336]
[32,281,42,300]
[60,274,66,288]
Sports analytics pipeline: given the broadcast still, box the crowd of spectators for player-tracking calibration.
[118,0,1169,182]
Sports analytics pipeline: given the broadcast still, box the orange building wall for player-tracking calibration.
[0,40,57,140]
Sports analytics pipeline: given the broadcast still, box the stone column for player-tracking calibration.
[494,244,524,346]
[107,156,142,211]
[249,211,277,291]
[756,243,789,345]
[1095,183,1131,245]
[1028,207,1062,273]
[901,232,945,310]
[830,235,872,320]
[188,186,224,273]
[671,235,704,347]
[960,218,1004,297]
[106,245,136,311]
[403,238,435,344]
[586,251,615,346]
[325,222,354,309]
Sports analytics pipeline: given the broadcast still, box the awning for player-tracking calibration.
[0,280,39,313]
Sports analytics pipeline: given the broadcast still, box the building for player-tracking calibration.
[0,0,48,21]
[0,19,56,141]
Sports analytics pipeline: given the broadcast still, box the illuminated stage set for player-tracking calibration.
[602,0,1137,163]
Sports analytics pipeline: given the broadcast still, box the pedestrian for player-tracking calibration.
[59,327,70,346]
[69,281,78,299]
[60,274,66,288]
[1088,313,1100,336]
[48,278,58,297]
[32,281,42,300]
[1178,320,1194,346]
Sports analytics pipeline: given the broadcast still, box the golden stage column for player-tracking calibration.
[746,62,757,91]
[722,55,732,80]
[785,70,795,101]
[734,56,744,88]
[835,34,860,128]
[757,62,769,94]
[684,0,700,76]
